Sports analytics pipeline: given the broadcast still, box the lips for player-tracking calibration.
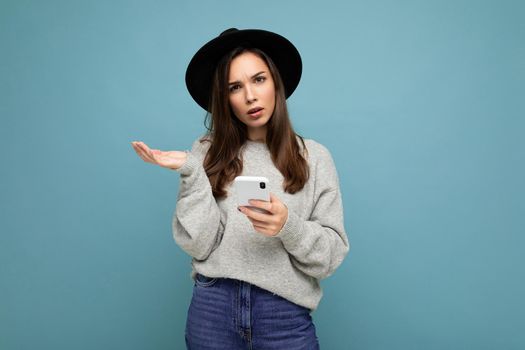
[247,107,263,115]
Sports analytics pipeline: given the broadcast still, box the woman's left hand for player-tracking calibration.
[238,193,288,237]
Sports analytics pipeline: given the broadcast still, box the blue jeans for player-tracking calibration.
[185,274,320,350]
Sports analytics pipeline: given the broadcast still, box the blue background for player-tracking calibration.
[1,0,524,349]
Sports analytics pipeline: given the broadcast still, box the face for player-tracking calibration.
[228,51,276,141]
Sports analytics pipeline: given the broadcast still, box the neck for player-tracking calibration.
[247,126,266,143]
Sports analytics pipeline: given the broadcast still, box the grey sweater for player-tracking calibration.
[172,136,350,311]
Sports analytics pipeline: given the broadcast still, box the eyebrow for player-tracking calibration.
[228,71,266,85]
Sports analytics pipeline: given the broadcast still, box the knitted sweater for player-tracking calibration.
[172,136,350,311]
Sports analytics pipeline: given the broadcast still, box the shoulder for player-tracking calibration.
[190,134,212,152]
[188,134,213,161]
[300,138,341,189]
[299,137,334,162]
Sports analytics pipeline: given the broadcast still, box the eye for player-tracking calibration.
[254,76,266,83]
[229,84,241,93]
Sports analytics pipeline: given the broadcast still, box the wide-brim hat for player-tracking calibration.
[185,28,302,112]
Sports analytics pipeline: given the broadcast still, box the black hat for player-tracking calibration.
[185,28,302,112]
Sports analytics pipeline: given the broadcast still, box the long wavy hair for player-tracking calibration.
[200,47,309,198]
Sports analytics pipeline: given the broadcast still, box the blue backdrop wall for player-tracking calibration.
[1,0,523,349]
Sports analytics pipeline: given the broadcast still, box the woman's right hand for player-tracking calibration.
[131,141,188,170]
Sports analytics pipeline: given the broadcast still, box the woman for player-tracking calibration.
[132,28,349,350]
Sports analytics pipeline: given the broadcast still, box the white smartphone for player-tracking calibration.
[233,176,270,214]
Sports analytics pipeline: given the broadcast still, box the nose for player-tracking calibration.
[244,84,256,104]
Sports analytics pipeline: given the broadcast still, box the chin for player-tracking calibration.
[250,118,269,126]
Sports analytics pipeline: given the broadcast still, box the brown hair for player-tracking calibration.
[200,47,309,198]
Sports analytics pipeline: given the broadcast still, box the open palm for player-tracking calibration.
[131,141,187,170]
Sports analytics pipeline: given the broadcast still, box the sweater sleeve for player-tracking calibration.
[171,137,224,261]
[275,145,350,280]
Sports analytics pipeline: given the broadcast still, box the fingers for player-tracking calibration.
[131,142,148,161]
[245,215,267,226]
[239,206,271,222]
[132,145,152,163]
[248,197,275,213]
[248,200,271,211]
[239,193,287,237]
[132,141,156,163]
[245,214,278,237]
[243,214,273,236]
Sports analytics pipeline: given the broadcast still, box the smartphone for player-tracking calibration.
[233,176,270,214]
